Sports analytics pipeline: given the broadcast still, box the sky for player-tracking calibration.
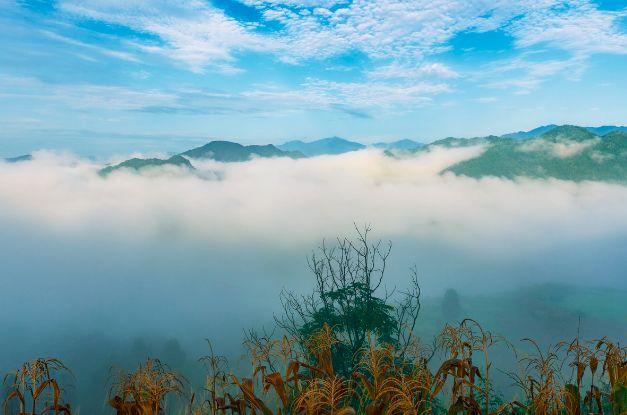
[1,0,626,155]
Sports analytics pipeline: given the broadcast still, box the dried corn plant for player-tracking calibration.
[3,322,625,415]
[593,338,626,415]
[508,340,566,415]
[353,336,394,412]
[199,341,229,415]
[3,358,72,415]
[108,358,186,415]
[435,320,485,414]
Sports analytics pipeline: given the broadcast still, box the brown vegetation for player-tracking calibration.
[3,322,625,415]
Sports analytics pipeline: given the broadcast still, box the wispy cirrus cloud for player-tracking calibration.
[0,73,448,118]
[0,75,179,111]
[366,62,459,80]
[57,0,274,73]
[242,78,450,115]
[53,0,626,91]
[508,1,627,57]
[478,54,588,94]
[41,29,141,62]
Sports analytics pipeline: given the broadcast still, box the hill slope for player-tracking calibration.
[182,141,303,161]
[372,139,424,151]
[99,155,193,176]
[440,126,627,182]
[502,124,626,140]
[278,137,365,156]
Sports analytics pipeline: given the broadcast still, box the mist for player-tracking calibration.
[1,147,626,413]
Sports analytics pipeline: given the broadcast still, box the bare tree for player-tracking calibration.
[275,224,421,375]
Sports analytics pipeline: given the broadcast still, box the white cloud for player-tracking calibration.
[58,0,273,73]
[41,29,141,62]
[474,96,498,103]
[54,0,626,89]
[483,76,542,95]
[0,74,449,118]
[518,136,600,158]
[509,1,627,56]
[2,148,627,256]
[367,62,459,80]
[258,0,507,62]
[476,52,589,94]
[551,139,598,158]
[0,75,179,111]
[243,78,450,112]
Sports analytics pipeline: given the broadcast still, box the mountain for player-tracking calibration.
[372,139,424,151]
[99,140,302,176]
[4,154,33,163]
[502,125,558,140]
[426,135,498,148]
[441,125,627,182]
[502,124,627,140]
[278,137,365,156]
[585,125,627,135]
[182,141,303,161]
[99,155,194,176]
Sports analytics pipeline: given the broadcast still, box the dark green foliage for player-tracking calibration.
[276,226,421,377]
[614,382,627,415]
[298,281,398,374]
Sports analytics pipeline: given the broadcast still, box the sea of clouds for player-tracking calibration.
[2,146,627,251]
[1,146,626,348]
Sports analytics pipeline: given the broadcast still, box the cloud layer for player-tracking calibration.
[2,148,627,257]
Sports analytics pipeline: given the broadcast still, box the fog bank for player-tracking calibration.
[0,148,626,412]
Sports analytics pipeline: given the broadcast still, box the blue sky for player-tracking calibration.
[0,0,626,156]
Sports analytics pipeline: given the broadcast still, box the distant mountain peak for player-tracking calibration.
[99,155,194,176]
[181,140,303,161]
[4,154,33,163]
[372,139,424,151]
[503,124,626,140]
[278,136,365,156]
[539,125,597,141]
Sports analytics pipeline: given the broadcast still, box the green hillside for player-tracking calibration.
[438,126,627,182]
[99,155,193,176]
[182,140,303,161]
[278,136,365,156]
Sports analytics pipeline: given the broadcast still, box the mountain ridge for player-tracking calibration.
[372,139,424,151]
[439,126,627,182]
[99,155,194,176]
[182,140,304,161]
[502,124,626,140]
[278,136,365,156]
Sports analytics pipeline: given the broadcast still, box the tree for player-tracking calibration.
[275,224,422,376]
[441,288,461,323]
